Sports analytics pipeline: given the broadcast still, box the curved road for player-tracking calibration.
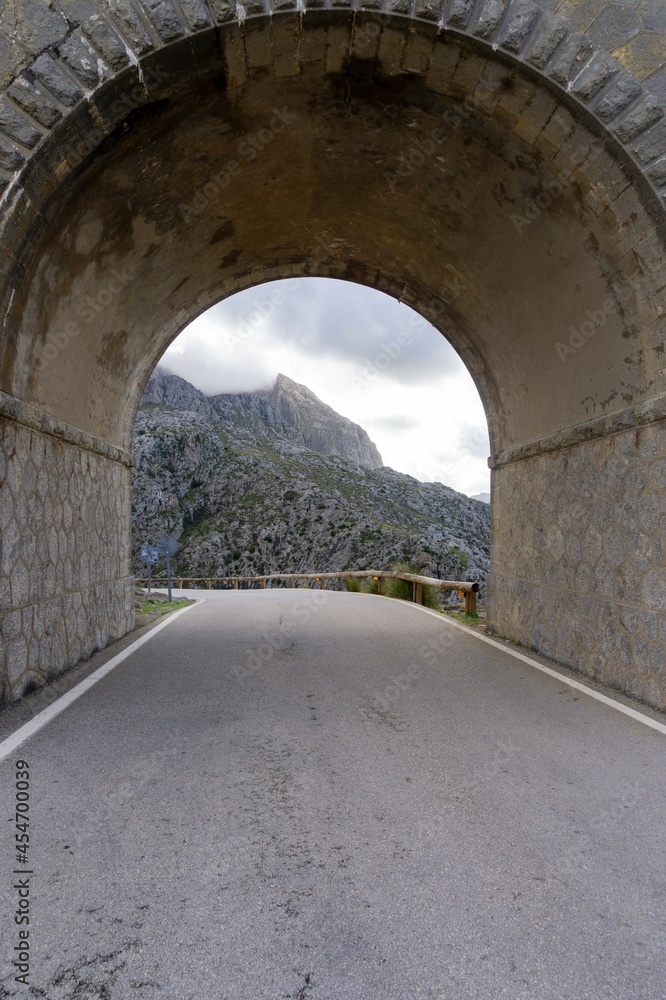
[1,590,665,999]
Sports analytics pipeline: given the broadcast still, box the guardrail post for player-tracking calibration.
[465,589,477,615]
[414,582,423,605]
[260,577,266,588]
[233,580,238,590]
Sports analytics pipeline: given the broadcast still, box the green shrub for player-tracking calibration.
[383,561,441,609]
[345,575,383,595]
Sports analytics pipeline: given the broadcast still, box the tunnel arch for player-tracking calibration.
[0,1,664,709]
[2,15,665,451]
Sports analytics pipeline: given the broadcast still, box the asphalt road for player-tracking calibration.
[1,590,665,1000]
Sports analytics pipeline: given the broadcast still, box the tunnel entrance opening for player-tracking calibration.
[0,6,664,709]
[130,276,492,598]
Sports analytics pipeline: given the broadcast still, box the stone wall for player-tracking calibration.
[0,415,134,705]
[487,419,666,711]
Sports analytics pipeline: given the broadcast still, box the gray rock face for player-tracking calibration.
[140,368,220,422]
[132,369,490,589]
[270,374,383,470]
[143,370,383,469]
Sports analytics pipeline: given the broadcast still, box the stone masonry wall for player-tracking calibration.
[487,421,666,711]
[0,416,134,705]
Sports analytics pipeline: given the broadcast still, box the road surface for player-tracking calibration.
[1,590,664,999]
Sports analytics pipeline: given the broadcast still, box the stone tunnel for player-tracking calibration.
[0,0,664,708]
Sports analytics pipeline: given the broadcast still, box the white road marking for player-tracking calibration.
[2,591,662,760]
[409,601,666,736]
[0,601,200,763]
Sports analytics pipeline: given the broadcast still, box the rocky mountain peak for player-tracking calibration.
[140,367,218,421]
[141,368,383,470]
[268,373,383,470]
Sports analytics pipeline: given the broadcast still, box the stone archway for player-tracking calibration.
[0,1,664,708]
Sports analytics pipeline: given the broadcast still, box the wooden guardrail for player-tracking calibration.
[136,571,480,614]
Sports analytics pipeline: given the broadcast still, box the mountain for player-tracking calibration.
[132,370,490,591]
[470,492,490,504]
[143,369,383,470]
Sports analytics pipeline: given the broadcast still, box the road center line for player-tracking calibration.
[0,601,200,763]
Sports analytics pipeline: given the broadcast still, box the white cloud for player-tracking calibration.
[160,278,491,496]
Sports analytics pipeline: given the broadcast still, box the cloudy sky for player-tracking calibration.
[160,278,491,497]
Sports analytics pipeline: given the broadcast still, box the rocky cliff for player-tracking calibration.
[132,369,490,589]
[144,369,383,469]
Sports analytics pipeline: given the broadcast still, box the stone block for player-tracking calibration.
[273,16,301,79]
[0,137,24,172]
[178,0,213,31]
[57,0,100,17]
[207,0,236,23]
[613,95,664,145]
[571,51,620,103]
[8,78,62,132]
[624,670,644,700]
[57,31,111,89]
[497,0,540,55]
[446,0,476,30]
[594,70,643,124]
[425,39,462,97]
[642,567,666,611]
[472,60,514,115]
[0,100,44,149]
[650,641,665,675]
[525,11,568,70]
[414,0,441,23]
[0,609,22,642]
[326,21,350,73]
[0,1,69,55]
[646,155,666,188]
[301,25,326,65]
[108,0,155,55]
[618,603,640,634]
[6,636,27,683]
[245,22,273,69]
[450,50,488,97]
[402,29,433,75]
[80,15,132,71]
[32,53,85,107]
[547,32,594,89]
[473,0,509,41]
[140,0,186,42]
[350,16,381,62]
[0,30,32,88]
[221,23,248,88]
[514,89,557,144]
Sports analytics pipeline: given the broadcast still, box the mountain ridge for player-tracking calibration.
[144,368,383,469]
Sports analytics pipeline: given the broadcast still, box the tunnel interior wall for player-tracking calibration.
[0,412,134,704]
[487,422,666,710]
